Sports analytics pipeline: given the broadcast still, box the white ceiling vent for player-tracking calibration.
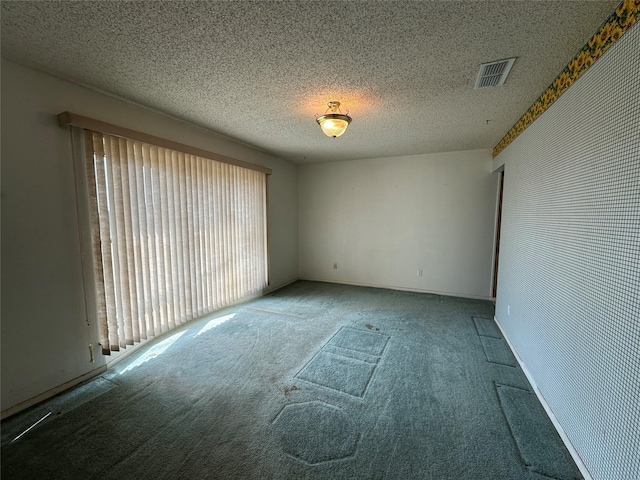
[474,58,516,89]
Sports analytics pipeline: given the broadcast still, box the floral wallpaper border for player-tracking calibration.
[493,0,640,158]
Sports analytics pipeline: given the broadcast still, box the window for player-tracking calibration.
[83,130,268,354]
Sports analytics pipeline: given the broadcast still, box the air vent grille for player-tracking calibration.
[475,58,516,89]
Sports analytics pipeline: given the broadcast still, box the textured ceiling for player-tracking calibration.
[1,1,619,164]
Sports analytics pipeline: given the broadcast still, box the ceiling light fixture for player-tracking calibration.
[316,101,352,138]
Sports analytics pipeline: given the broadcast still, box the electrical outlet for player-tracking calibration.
[333,263,338,270]
[507,304,511,316]
[417,269,423,277]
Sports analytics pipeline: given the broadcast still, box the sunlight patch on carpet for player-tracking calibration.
[195,313,235,336]
[120,331,186,374]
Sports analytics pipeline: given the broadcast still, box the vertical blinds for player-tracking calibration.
[85,130,268,354]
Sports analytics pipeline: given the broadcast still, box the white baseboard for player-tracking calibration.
[265,277,299,294]
[494,315,594,480]
[2,285,296,418]
[1,365,107,420]
[299,277,494,301]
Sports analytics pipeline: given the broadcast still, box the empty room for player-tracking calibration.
[1,1,638,479]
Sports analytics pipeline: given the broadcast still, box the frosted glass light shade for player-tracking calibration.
[316,101,352,138]
[316,114,352,138]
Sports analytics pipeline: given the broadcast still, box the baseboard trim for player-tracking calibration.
[299,277,493,301]
[1,365,107,420]
[265,277,299,294]
[494,315,594,480]
[2,284,300,418]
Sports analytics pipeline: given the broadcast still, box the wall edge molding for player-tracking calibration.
[299,277,494,301]
[1,366,107,420]
[493,0,639,158]
[494,315,595,480]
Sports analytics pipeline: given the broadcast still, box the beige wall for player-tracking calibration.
[0,60,299,414]
[298,150,498,298]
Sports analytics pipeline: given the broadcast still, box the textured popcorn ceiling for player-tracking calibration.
[0,1,618,164]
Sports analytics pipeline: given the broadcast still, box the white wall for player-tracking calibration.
[298,150,498,298]
[493,24,639,480]
[0,60,298,415]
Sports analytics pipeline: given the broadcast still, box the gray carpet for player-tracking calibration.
[1,281,581,479]
[496,384,579,480]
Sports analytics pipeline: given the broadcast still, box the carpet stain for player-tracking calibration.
[365,324,380,331]
[284,385,300,395]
